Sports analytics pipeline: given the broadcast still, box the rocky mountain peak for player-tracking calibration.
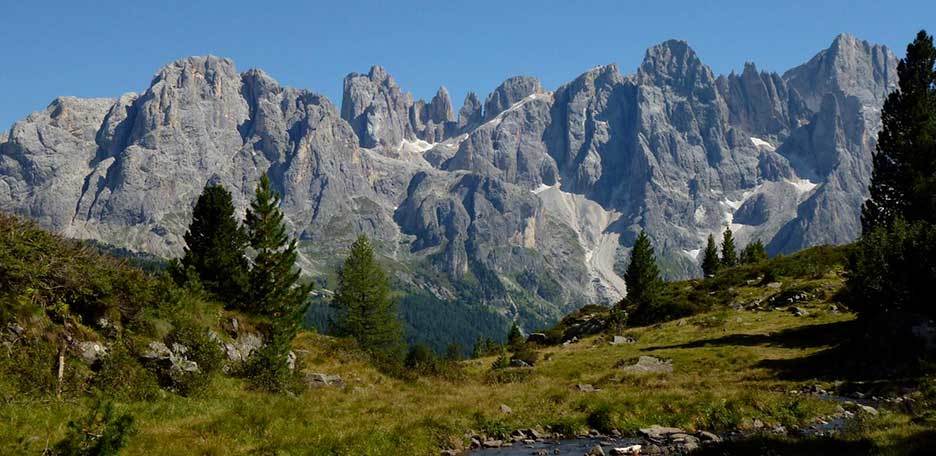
[458,92,483,129]
[428,86,455,123]
[483,76,544,121]
[638,39,716,91]
[784,34,897,112]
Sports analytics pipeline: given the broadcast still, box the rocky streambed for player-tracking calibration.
[466,387,908,455]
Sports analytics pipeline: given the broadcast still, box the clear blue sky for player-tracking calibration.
[1,0,933,130]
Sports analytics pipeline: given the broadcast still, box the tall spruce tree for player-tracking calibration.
[507,322,524,349]
[244,174,311,391]
[624,231,663,314]
[720,226,738,268]
[331,235,404,363]
[740,239,768,264]
[862,30,936,232]
[701,234,720,278]
[179,183,248,306]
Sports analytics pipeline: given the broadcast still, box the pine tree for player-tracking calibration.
[331,235,404,363]
[624,231,662,314]
[507,322,524,349]
[862,30,936,232]
[701,234,720,278]
[243,174,311,391]
[740,239,768,264]
[179,183,248,307]
[720,226,738,268]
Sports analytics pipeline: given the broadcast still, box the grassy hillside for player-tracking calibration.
[1,213,934,455]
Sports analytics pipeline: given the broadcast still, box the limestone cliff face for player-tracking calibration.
[0,34,898,328]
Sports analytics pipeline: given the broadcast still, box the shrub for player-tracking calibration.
[154,323,225,396]
[586,404,616,434]
[93,345,160,401]
[241,345,303,393]
[491,352,511,370]
[510,346,539,366]
[52,400,136,456]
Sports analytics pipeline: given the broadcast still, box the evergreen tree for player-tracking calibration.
[331,235,404,363]
[179,183,248,306]
[624,231,663,313]
[445,343,463,362]
[862,30,936,232]
[720,226,738,268]
[701,234,720,278]
[243,174,311,391]
[507,322,524,349]
[740,239,768,264]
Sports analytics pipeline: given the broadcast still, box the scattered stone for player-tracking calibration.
[576,384,598,392]
[586,444,605,456]
[858,405,879,416]
[610,335,636,345]
[142,341,172,359]
[77,341,107,364]
[6,322,24,336]
[611,445,641,455]
[766,282,783,289]
[639,425,685,441]
[499,404,513,414]
[509,359,531,368]
[696,430,721,443]
[287,350,297,371]
[790,306,808,317]
[224,332,263,362]
[305,372,344,387]
[619,356,673,374]
[481,439,503,448]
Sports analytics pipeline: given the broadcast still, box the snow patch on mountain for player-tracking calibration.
[750,137,775,151]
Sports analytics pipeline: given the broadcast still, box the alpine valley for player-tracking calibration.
[0,34,897,347]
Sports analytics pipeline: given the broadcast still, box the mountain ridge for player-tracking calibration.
[0,34,897,341]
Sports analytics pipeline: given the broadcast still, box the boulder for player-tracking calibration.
[78,341,107,365]
[305,372,344,388]
[696,430,721,443]
[586,444,605,456]
[639,425,686,441]
[619,356,673,374]
[499,404,513,414]
[526,333,549,344]
[611,445,641,455]
[610,335,636,345]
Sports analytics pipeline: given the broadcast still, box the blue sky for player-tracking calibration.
[1,0,933,130]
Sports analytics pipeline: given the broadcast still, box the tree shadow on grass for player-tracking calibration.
[643,319,922,382]
[645,319,858,351]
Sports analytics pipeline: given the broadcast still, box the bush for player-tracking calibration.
[491,352,511,370]
[586,403,616,434]
[93,345,160,401]
[510,346,539,366]
[52,400,136,456]
[240,344,303,393]
[154,324,225,396]
[846,219,936,319]
[405,343,441,374]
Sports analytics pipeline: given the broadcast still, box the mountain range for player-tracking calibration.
[0,34,897,344]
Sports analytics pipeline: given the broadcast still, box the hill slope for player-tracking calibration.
[2,214,933,455]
